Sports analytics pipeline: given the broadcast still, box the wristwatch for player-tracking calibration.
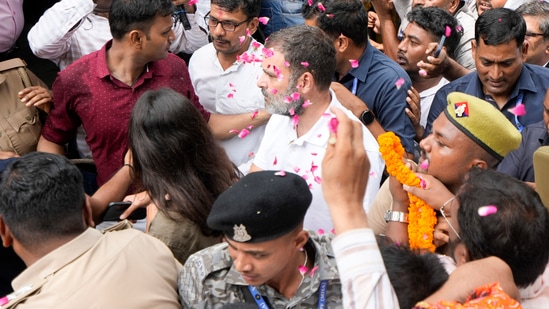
[384,210,409,224]
[359,109,375,125]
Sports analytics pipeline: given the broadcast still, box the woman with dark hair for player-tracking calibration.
[127,88,238,263]
[90,88,238,263]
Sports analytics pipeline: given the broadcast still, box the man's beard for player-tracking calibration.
[262,79,305,116]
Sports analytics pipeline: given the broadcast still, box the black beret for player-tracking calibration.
[207,171,312,243]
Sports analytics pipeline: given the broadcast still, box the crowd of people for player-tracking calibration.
[1,0,549,307]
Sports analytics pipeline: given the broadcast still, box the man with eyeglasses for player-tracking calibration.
[188,0,270,174]
[426,8,549,137]
[517,1,549,68]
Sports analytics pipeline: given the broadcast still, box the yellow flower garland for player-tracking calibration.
[378,132,436,252]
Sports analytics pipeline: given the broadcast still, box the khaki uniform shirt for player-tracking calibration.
[3,228,181,308]
[179,232,343,308]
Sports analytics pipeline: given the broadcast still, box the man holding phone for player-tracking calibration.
[0,153,181,308]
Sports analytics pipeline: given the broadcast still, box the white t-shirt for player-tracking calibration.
[253,90,384,231]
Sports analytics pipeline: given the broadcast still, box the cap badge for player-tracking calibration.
[233,224,252,242]
[454,102,469,118]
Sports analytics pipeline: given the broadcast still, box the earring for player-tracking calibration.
[299,247,304,252]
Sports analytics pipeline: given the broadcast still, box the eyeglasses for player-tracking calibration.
[204,12,252,32]
[440,197,461,240]
[525,31,547,38]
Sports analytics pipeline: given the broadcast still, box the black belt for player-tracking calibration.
[0,45,19,62]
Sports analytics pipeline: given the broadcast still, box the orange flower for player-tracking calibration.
[378,132,436,252]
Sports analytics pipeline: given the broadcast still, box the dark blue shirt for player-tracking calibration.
[336,41,416,154]
[497,121,549,182]
[425,63,549,136]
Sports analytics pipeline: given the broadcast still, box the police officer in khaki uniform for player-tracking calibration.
[179,171,343,308]
[0,153,181,308]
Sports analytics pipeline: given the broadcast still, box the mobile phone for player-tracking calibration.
[102,201,147,221]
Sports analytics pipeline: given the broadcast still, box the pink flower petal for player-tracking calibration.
[322,112,331,118]
[188,0,198,5]
[251,110,259,120]
[229,83,236,88]
[419,69,427,77]
[419,177,426,189]
[318,228,325,235]
[311,152,318,156]
[309,265,319,277]
[302,100,312,108]
[252,41,261,50]
[302,174,309,180]
[349,59,359,68]
[227,93,234,99]
[247,125,254,130]
[317,2,326,12]
[289,108,295,116]
[308,183,313,189]
[420,160,429,170]
[291,115,299,128]
[298,265,308,276]
[239,36,245,44]
[274,170,286,176]
[330,228,335,234]
[248,152,255,157]
[478,205,498,217]
[317,133,322,138]
[258,17,270,25]
[508,103,526,116]
[291,92,300,101]
[246,28,251,37]
[328,117,339,134]
[284,96,292,104]
[238,129,250,139]
[284,61,290,67]
[229,129,239,134]
[293,166,301,173]
[273,156,277,166]
[445,25,452,37]
[395,77,405,90]
[308,0,313,5]
[300,61,309,67]
[326,13,334,18]
[314,175,321,184]
[369,171,377,177]
[311,162,318,173]
[270,88,278,94]
[262,48,274,58]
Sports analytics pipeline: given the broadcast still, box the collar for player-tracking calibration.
[12,228,102,291]
[337,40,372,84]
[466,64,539,103]
[96,40,158,86]
[540,129,549,145]
[419,78,449,98]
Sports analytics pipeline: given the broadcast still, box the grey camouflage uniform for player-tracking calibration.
[178,232,343,308]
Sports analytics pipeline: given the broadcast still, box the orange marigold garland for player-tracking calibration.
[378,132,437,252]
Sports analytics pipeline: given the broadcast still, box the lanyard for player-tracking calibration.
[351,77,358,95]
[248,279,328,309]
[514,92,524,133]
